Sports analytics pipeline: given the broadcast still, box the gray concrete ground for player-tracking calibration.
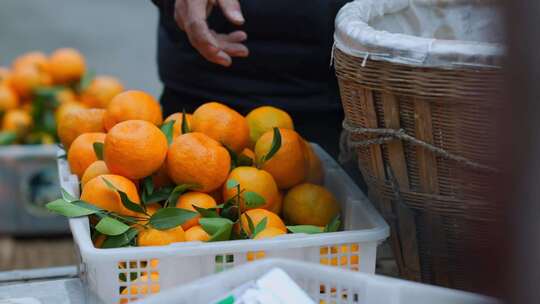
[0,0,161,97]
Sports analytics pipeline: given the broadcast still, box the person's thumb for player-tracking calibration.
[218,0,244,25]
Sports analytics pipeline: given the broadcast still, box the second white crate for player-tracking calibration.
[138,259,497,304]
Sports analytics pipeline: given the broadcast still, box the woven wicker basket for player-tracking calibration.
[334,45,503,291]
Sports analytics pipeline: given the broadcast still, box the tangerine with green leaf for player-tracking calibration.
[164,112,192,138]
[223,166,281,211]
[283,183,340,226]
[240,208,286,235]
[80,174,140,216]
[104,120,168,180]
[176,191,217,230]
[67,132,106,178]
[255,128,306,189]
[167,132,230,193]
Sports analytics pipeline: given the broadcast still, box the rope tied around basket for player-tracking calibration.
[342,120,499,173]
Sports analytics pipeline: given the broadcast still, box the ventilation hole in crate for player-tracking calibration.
[319,244,360,271]
[214,254,235,272]
[353,292,360,303]
[319,283,339,304]
[246,251,266,261]
[339,287,350,303]
[117,259,161,303]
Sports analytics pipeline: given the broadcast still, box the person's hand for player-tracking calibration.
[174,0,249,67]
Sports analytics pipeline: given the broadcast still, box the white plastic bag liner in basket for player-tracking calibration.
[334,0,505,68]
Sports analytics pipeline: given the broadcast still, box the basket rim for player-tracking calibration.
[334,0,505,68]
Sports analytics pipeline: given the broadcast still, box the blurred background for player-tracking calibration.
[0,0,160,270]
[0,0,161,97]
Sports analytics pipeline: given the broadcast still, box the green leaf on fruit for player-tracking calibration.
[149,207,198,230]
[181,109,190,134]
[166,184,200,207]
[143,176,154,196]
[245,214,255,235]
[102,178,146,214]
[251,217,268,238]
[261,128,281,164]
[208,225,233,242]
[76,70,95,93]
[223,144,238,170]
[61,188,76,202]
[243,191,266,209]
[200,218,234,242]
[237,154,253,167]
[220,199,239,222]
[93,142,104,160]
[226,179,239,190]
[46,199,99,217]
[102,228,139,248]
[95,216,130,236]
[160,120,175,145]
[324,215,341,233]
[0,132,17,145]
[144,186,174,205]
[193,205,220,218]
[287,225,324,234]
[71,200,103,212]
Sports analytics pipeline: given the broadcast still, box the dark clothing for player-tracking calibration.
[152,0,348,156]
[153,0,346,111]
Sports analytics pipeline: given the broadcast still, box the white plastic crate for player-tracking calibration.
[57,144,389,304]
[0,145,68,235]
[137,259,497,304]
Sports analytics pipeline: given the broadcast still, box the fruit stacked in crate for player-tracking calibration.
[49,94,344,249]
[50,90,389,303]
[0,49,124,145]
